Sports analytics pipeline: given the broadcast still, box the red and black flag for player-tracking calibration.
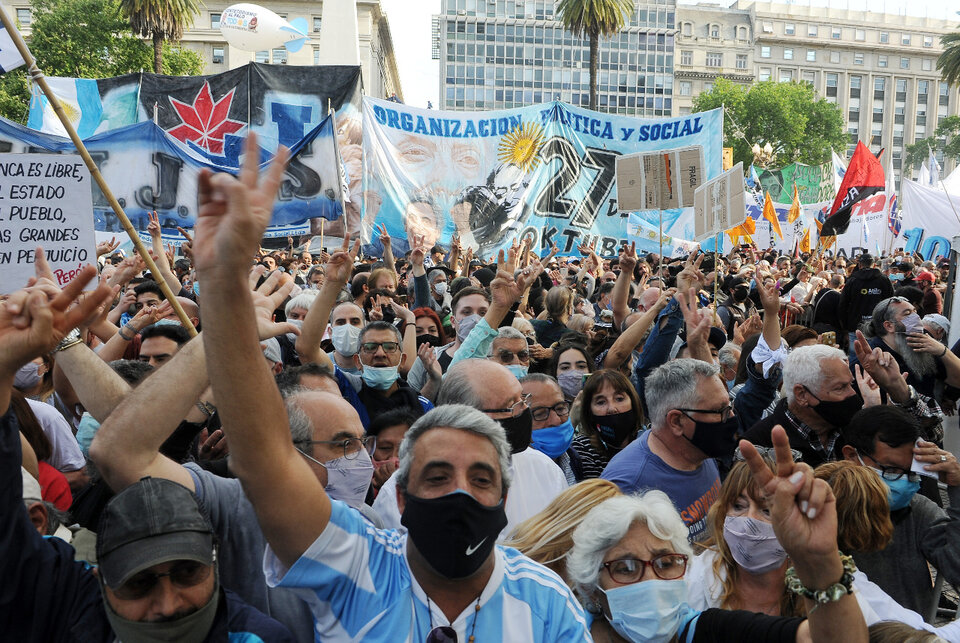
[821,141,885,237]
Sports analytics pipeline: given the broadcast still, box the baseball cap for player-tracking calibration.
[97,478,214,589]
[916,270,935,283]
[923,313,950,336]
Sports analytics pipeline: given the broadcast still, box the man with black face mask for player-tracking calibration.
[716,276,756,340]
[191,143,589,642]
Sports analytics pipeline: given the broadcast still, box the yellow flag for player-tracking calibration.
[726,217,756,245]
[787,185,801,224]
[762,192,783,240]
[799,227,810,253]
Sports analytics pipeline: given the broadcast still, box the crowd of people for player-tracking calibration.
[3,134,960,642]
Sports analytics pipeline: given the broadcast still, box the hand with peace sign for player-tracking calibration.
[324,233,362,285]
[618,241,638,276]
[675,249,706,295]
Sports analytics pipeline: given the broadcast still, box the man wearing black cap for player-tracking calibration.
[715,275,756,341]
[0,270,292,642]
[839,253,893,356]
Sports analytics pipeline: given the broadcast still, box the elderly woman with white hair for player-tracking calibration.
[565,428,868,643]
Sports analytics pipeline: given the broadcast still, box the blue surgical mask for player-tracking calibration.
[505,364,528,379]
[361,364,399,390]
[890,273,904,281]
[879,472,920,511]
[602,578,697,643]
[530,419,574,459]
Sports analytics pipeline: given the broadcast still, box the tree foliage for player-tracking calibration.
[0,0,204,123]
[692,78,847,170]
[119,0,202,73]
[904,115,960,172]
[555,0,633,111]
[938,32,960,87]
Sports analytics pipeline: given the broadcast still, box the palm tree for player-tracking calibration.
[556,0,634,111]
[939,32,960,87]
[120,0,202,74]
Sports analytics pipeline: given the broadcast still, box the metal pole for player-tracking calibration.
[0,7,197,335]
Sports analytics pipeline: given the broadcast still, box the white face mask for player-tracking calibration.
[603,578,697,643]
[434,281,448,296]
[331,324,362,356]
[323,448,374,508]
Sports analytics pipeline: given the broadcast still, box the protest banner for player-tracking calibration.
[693,162,746,242]
[362,97,723,257]
[0,154,96,293]
[616,145,704,212]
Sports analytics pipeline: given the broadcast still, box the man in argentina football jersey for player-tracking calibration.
[194,139,590,643]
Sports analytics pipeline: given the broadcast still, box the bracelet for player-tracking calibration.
[941,345,948,358]
[118,324,135,341]
[51,328,82,354]
[196,401,216,417]
[785,552,856,611]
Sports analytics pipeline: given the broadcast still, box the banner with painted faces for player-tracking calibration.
[361,98,723,257]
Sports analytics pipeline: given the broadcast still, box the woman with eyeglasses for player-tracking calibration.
[571,370,644,479]
[565,430,868,643]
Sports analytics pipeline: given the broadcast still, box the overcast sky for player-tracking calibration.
[379,0,958,109]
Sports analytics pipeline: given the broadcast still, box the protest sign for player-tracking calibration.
[616,145,705,212]
[0,153,96,293]
[693,162,746,242]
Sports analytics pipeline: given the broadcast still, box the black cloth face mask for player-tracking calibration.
[401,490,508,579]
[805,388,864,428]
[416,334,442,349]
[596,409,638,448]
[497,407,532,454]
[681,414,740,458]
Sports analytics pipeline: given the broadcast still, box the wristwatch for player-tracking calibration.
[51,328,82,354]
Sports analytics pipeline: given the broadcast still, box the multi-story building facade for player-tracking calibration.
[433,0,677,116]
[676,1,959,181]
[7,0,404,101]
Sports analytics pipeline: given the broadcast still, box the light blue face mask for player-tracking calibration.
[602,578,698,643]
[361,364,399,390]
[152,318,181,327]
[505,364,529,380]
[530,419,574,459]
[879,471,920,511]
[889,273,904,281]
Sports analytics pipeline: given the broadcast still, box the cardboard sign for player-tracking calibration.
[0,154,97,293]
[693,162,747,242]
[616,145,705,211]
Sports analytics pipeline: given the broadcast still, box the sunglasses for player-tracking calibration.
[497,348,530,363]
[111,558,213,600]
[360,341,401,354]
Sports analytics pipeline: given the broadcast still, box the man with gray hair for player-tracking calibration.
[602,358,733,541]
[487,326,531,379]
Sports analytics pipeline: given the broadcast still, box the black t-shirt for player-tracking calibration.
[680,608,803,642]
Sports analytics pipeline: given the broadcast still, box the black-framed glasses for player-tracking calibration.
[426,626,458,643]
[678,405,735,422]
[858,450,920,483]
[482,393,531,418]
[530,401,571,422]
[111,558,213,600]
[360,341,400,354]
[497,348,530,363]
[601,554,689,584]
[303,436,376,460]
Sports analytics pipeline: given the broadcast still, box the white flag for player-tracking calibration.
[0,23,24,73]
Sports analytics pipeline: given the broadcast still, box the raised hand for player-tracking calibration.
[675,250,705,293]
[147,211,162,238]
[193,133,290,273]
[97,236,120,257]
[855,364,882,407]
[324,233,361,284]
[756,276,781,314]
[618,241,638,275]
[369,296,384,321]
[733,314,763,345]
[252,270,301,340]
[177,227,195,260]
[853,329,905,393]
[376,223,391,247]
[906,331,948,355]
[418,341,442,381]
[677,287,710,349]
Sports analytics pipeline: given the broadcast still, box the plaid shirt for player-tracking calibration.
[782,408,840,461]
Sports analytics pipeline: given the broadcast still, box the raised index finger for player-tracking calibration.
[738,438,775,491]
[769,425,796,479]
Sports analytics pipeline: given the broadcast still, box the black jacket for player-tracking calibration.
[838,268,893,333]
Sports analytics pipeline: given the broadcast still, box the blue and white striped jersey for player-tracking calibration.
[263,500,590,642]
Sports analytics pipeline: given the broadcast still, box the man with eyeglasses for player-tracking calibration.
[521,373,585,485]
[488,326,531,379]
[840,405,960,617]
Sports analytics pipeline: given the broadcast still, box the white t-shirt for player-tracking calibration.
[372,446,568,540]
[26,398,85,472]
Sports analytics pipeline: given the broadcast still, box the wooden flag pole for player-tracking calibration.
[713,233,720,323]
[0,7,197,336]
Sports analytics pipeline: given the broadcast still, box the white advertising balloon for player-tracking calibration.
[220,3,309,53]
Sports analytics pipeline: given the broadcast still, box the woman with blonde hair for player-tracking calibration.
[505,479,621,580]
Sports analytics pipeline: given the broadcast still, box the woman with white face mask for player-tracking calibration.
[565,430,868,643]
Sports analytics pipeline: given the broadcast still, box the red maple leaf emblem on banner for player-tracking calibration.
[166,82,244,154]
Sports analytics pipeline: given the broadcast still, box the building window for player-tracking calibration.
[922,58,932,71]
[918,80,928,96]
[761,46,771,58]
[272,48,287,64]
[680,50,692,65]
[923,35,933,48]
[737,26,748,40]
[16,8,30,25]
[779,69,794,83]
[880,31,889,43]
[831,27,841,39]
[854,53,863,65]
[802,70,815,84]
[681,22,692,36]
[762,21,773,34]
[210,13,220,29]
[850,75,862,89]
[830,51,840,63]
[710,24,720,38]
[901,33,911,45]
[806,49,815,62]
[784,23,795,35]
[706,52,722,67]
[255,50,269,63]
[212,47,224,64]
[900,57,909,69]
[855,29,865,41]
[759,67,771,82]
[783,48,793,60]
[878,55,887,68]
[874,77,886,92]
[313,46,320,65]
[808,24,817,37]
[678,81,692,96]
[736,54,747,70]
[704,81,714,92]
[826,73,838,97]
[313,17,322,33]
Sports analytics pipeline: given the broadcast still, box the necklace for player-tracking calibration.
[425,593,483,643]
